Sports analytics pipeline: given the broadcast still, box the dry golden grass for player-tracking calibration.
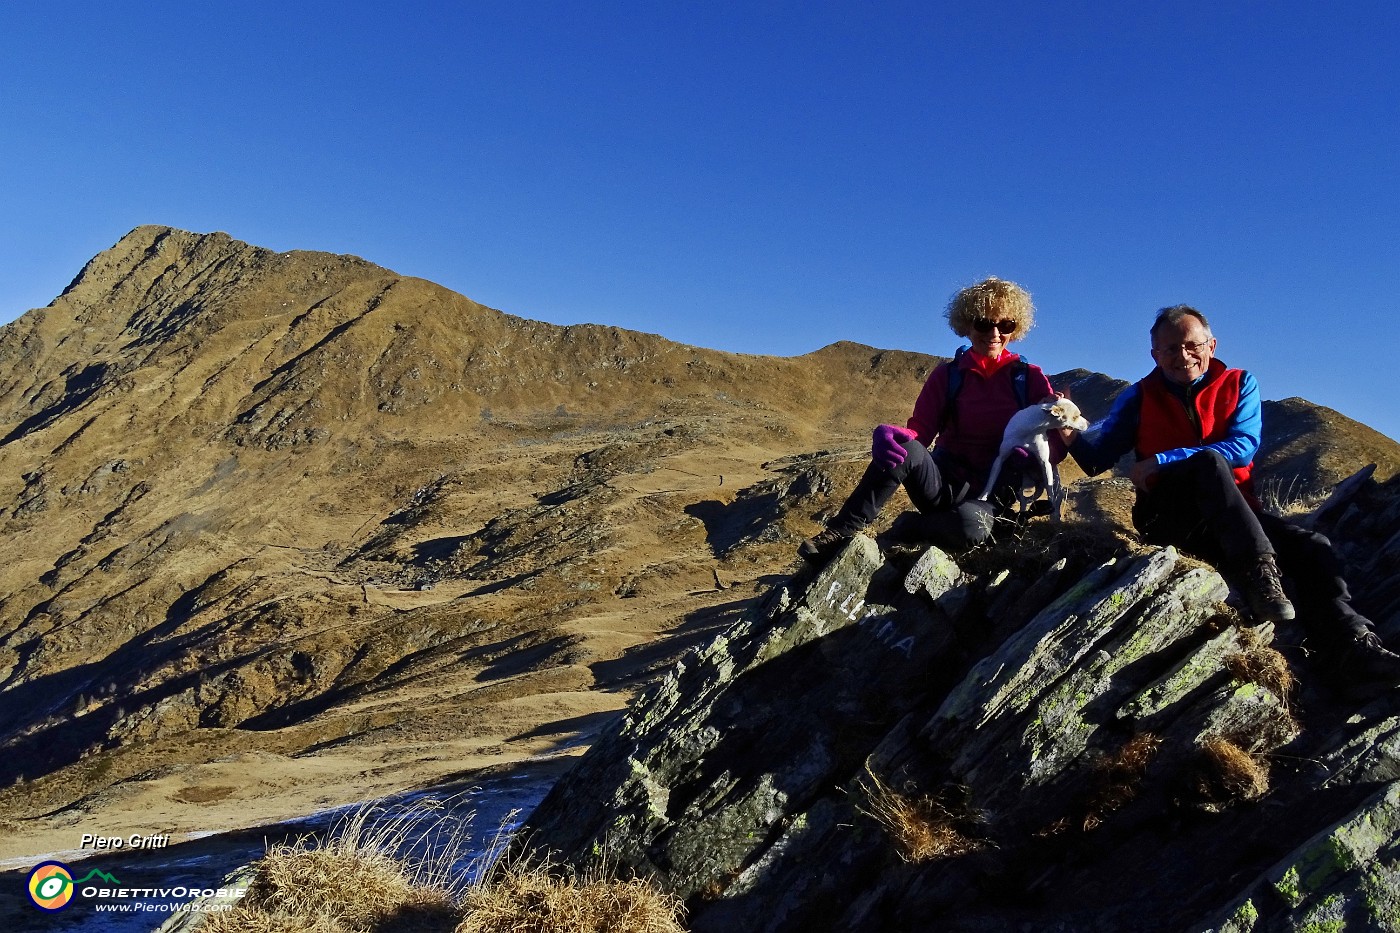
[457,861,687,933]
[199,800,464,933]
[205,847,457,933]
[858,768,984,863]
[196,798,685,933]
[201,910,353,933]
[1081,733,1162,831]
[1256,474,1329,518]
[1196,736,1270,804]
[1224,639,1295,705]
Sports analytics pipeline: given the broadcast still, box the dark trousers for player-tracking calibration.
[1133,450,1369,644]
[829,439,960,533]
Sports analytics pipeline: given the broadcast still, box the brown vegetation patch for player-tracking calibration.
[459,862,686,933]
[193,800,686,933]
[1191,736,1270,809]
[1081,733,1163,831]
[1200,606,1240,637]
[858,768,985,863]
[1036,733,1163,837]
[1224,638,1295,706]
[206,846,456,933]
[173,784,237,804]
[202,800,465,933]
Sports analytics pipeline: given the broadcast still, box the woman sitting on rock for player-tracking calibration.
[799,276,1065,561]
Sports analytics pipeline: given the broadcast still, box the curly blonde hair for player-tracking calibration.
[945,277,1035,341]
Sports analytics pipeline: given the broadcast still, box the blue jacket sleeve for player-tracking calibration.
[1153,371,1261,468]
[1069,385,1142,476]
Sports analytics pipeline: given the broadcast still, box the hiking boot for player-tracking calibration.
[798,528,854,561]
[1334,631,1400,687]
[1235,554,1296,624]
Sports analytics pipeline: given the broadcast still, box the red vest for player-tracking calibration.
[1136,360,1254,491]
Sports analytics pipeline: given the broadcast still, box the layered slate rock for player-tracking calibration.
[519,472,1400,932]
[1314,465,1400,643]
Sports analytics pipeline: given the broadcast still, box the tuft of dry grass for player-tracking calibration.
[457,861,687,933]
[1224,641,1295,705]
[1081,733,1162,831]
[1194,736,1270,806]
[857,768,984,863]
[199,799,467,933]
[195,800,686,933]
[204,847,457,933]
[1256,475,1328,518]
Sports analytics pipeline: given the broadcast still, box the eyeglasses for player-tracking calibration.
[973,318,1016,335]
[1153,340,1211,356]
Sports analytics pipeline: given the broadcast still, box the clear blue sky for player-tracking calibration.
[2,2,1397,440]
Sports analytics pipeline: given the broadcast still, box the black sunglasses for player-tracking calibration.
[973,318,1016,335]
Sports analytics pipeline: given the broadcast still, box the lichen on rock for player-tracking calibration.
[518,478,1400,932]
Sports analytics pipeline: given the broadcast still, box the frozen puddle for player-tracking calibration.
[1,763,560,931]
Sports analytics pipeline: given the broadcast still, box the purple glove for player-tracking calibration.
[873,424,918,471]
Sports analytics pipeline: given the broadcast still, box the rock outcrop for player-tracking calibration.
[519,473,1400,932]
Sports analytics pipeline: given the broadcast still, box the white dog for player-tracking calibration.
[978,398,1089,522]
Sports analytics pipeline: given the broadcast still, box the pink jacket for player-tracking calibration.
[906,350,1063,482]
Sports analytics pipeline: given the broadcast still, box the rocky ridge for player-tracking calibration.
[518,472,1400,931]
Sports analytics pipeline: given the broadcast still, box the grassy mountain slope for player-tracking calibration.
[0,227,938,854]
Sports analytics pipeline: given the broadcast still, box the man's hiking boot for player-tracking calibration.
[1335,631,1400,687]
[798,528,854,561]
[1236,554,1296,624]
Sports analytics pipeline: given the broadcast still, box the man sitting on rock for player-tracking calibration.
[1062,304,1400,688]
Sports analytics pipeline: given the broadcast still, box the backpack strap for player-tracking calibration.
[1011,355,1030,409]
[941,346,968,429]
[943,347,1033,429]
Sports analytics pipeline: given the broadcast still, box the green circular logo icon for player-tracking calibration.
[28,861,75,911]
